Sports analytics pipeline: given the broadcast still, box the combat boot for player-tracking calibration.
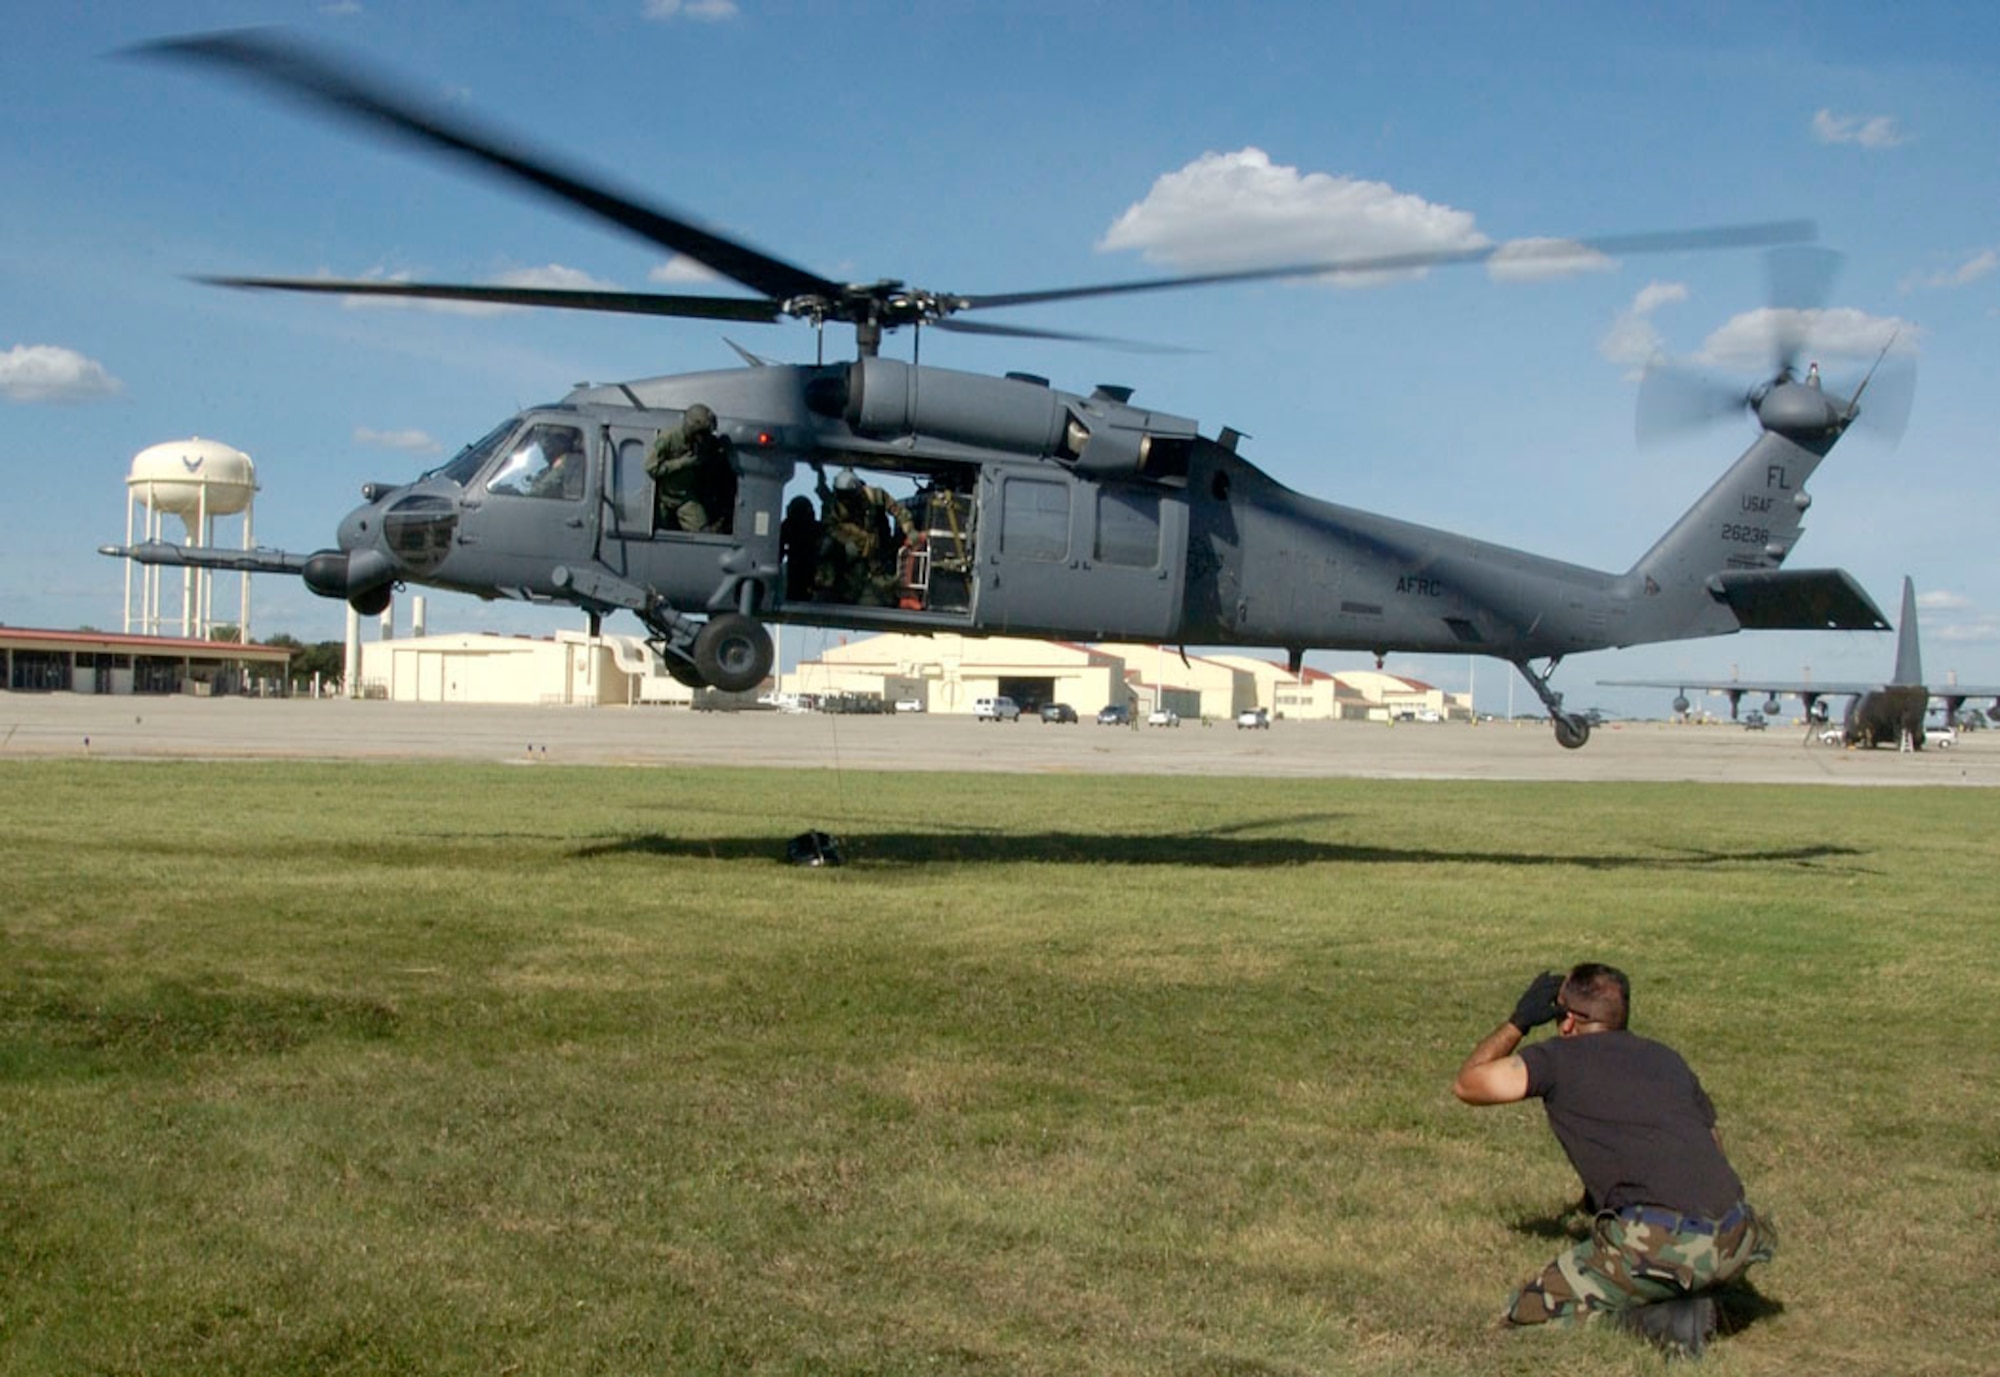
[1667,1293,1717,1358]
[1610,1294,1716,1359]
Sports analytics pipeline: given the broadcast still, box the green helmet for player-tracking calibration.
[684,403,717,432]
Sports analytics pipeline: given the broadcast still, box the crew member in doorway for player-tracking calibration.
[648,403,735,533]
[781,494,822,602]
[816,466,912,606]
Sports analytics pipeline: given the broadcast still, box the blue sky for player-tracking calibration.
[6,2,1997,717]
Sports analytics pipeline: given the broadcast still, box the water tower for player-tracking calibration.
[123,437,259,639]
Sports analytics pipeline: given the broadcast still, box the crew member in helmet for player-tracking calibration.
[647,403,735,533]
[781,494,822,602]
[816,466,913,606]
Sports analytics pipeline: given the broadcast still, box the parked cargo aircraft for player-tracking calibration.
[1603,577,2000,748]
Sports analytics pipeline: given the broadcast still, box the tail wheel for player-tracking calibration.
[1553,714,1591,750]
[692,613,773,693]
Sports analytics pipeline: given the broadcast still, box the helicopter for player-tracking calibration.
[104,30,1896,750]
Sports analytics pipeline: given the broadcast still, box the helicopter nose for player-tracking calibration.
[336,501,377,552]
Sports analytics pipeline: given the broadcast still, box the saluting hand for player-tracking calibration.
[1509,970,1565,1033]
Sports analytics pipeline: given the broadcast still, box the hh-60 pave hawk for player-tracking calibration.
[107,31,1897,749]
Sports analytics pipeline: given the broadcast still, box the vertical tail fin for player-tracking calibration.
[1619,429,1828,643]
[1892,576,1923,686]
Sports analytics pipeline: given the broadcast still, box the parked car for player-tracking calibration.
[1039,702,1078,724]
[1236,707,1269,729]
[973,696,1022,722]
[1819,725,1847,745]
[1147,708,1181,728]
[893,698,925,713]
[1096,704,1131,726]
[1930,726,1957,749]
[1742,712,1767,731]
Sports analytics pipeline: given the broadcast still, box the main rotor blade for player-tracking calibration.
[199,274,786,323]
[131,29,840,306]
[932,316,1190,354]
[954,220,1816,314]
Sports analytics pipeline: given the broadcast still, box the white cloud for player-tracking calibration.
[1811,108,1908,149]
[1097,147,1488,287]
[1904,249,1997,292]
[1931,620,2000,646]
[1918,589,1973,611]
[644,0,739,20]
[354,427,443,456]
[1693,307,1917,371]
[1485,237,1616,284]
[650,256,724,284]
[1599,280,1688,375]
[0,344,124,403]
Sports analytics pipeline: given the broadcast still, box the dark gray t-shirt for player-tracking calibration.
[1520,1030,1744,1218]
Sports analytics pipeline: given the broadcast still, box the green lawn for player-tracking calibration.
[3,761,1995,1374]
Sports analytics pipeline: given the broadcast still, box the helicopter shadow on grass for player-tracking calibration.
[577,820,1869,871]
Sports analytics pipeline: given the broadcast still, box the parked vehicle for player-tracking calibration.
[894,698,925,713]
[1147,708,1181,728]
[1039,702,1078,724]
[1742,711,1767,731]
[1236,707,1269,729]
[973,695,1021,722]
[1096,704,1131,726]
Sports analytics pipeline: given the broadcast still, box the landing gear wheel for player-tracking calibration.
[663,656,707,689]
[692,613,773,693]
[1553,714,1592,750]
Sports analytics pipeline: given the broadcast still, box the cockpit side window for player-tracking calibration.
[486,422,587,501]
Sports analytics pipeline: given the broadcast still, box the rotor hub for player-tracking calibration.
[1754,379,1847,445]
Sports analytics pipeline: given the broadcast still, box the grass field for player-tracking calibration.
[3,759,1996,1375]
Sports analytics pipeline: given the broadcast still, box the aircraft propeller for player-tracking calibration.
[134,28,1817,358]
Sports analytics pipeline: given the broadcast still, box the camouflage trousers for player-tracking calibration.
[1506,1203,1777,1325]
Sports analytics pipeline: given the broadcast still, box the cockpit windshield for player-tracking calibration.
[429,419,517,488]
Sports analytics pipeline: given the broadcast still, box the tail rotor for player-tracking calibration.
[1635,247,1915,450]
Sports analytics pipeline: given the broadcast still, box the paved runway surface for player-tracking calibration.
[3,692,1993,786]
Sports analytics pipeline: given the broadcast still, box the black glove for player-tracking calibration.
[1509,970,1565,1033]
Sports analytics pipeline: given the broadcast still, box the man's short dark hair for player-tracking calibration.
[1562,963,1630,1029]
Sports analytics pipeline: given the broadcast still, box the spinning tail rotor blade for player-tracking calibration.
[1636,360,1751,447]
[1766,246,1844,378]
[1845,348,1918,447]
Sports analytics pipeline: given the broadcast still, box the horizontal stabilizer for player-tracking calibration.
[1707,568,1889,631]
